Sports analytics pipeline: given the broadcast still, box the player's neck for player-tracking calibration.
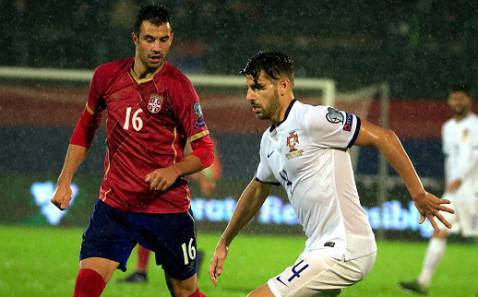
[454,110,470,122]
[132,58,164,79]
[272,97,294,125]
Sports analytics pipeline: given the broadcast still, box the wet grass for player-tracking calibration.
[0,226,476,297]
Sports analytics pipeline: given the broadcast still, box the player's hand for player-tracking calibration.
[209,237,228,286]
[145,166,181,191]
[446,179,462,193]
[50,183,73,210]
[413,191,455,232]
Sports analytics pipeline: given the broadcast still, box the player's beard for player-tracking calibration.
[257,90,281,122]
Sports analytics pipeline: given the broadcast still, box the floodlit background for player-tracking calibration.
[1,1,478,296]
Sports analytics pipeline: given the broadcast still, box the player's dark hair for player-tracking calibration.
[240,51,294,83]
[450,83,471,97]
[134,4,171,35]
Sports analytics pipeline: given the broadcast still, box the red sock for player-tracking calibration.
[137,245,150,272]
[73,268,106,297]
[188,288,207,297]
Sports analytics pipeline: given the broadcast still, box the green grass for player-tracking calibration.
[0,226,476,297]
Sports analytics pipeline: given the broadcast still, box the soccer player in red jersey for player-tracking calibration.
[51,5,212,297]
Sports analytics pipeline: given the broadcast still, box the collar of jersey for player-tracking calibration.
[129,62,166,84]
[269,99,297,132]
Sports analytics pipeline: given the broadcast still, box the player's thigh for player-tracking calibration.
[80,200,137,273]
[437,194,460,233]
[267,251,375,297]
[139,211,199,281]
[454,197,478,236]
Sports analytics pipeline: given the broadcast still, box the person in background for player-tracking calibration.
[400,85,478,295]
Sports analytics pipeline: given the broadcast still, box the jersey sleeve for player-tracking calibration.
[69,67,107,147]
[171,78,209,141]
[86,67,107,112]
[255,134,279,185]
[303,106,361,149]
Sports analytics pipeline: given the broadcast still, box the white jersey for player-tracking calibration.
[442,113,478,189]
[256,100,376,261]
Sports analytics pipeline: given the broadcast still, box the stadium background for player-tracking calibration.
[1,1,478,296]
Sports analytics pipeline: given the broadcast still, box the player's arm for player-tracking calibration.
[51,104,102,210]
[145,135,215,191]
[209,178,271,286]
[355,119,454,231]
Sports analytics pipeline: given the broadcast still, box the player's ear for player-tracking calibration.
[132,31,139,45]
[278,77,291,96]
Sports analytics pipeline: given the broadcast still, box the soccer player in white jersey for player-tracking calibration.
[208,51,454,297]
[400,85,478,295]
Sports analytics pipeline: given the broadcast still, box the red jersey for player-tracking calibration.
[84,58,210,213]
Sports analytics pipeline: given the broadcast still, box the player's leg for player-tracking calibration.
[417,231,448,286]
[137,244,151,273]
[165,274,206,297]
[74,257,119,297]
[75,200,137,296]
[399,230,448,295]
[399,196,457,294]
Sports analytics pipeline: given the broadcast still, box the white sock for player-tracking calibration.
[417,237,447,287]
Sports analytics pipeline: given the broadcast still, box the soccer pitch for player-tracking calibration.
[0,226,476,297]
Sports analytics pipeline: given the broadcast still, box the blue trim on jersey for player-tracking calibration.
[347,116,361,149]
[255,177,281,186]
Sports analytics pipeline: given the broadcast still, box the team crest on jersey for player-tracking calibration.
[286,130,304,159]
[326,107,344,124]
[147,93,163,114]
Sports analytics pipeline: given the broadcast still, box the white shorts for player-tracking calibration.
[267,250,376,297]
[439,191,478,237]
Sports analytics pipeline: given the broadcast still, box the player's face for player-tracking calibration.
[133,20,173,70]
[245,71,281,121]
[448,91,471,117]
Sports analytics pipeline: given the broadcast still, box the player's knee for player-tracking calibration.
[166,276,198,297]
[433,229,449,239]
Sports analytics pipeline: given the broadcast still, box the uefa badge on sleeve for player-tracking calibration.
[148,93,163,114]
[193,102,203,117]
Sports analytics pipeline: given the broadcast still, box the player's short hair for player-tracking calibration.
[450,83,471,97]
[134,4,171,35]
[240,51,294,84]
